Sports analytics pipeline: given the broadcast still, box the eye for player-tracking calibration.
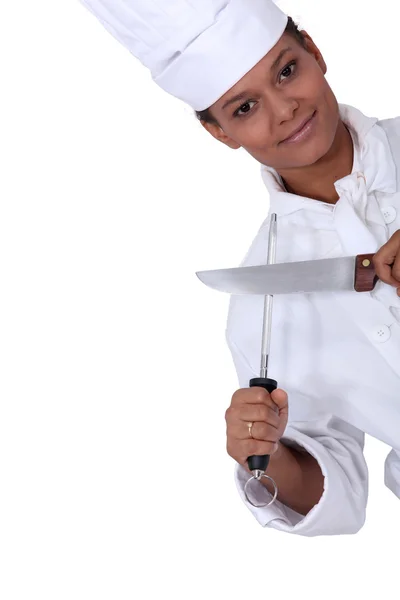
[279,60,297,83]
[232,61,297,119]
[233,101,257,118]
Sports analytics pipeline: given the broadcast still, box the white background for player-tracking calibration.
[1,1,399,598]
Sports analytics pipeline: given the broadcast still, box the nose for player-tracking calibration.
[266,92,299,126]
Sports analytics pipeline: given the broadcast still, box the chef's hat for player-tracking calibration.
[80,0,288,111]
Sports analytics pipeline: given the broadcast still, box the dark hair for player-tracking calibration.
[195,16,307,126]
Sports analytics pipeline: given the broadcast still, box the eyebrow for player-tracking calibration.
[221,47,293,111]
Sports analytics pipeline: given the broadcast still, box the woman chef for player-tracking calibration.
[79,0,400,536]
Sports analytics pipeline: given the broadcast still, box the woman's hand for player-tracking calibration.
[373,229,400,295]
[225,386,288,469]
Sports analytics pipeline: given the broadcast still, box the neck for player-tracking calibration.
[278,121,354,204]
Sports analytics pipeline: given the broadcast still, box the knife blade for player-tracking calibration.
[196,253,378,296]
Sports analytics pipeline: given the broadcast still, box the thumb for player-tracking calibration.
[270,388,288,414]
[373,234,400,287]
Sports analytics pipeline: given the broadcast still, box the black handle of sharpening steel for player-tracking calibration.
[247,377,278,472]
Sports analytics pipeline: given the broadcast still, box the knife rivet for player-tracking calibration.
[362,259,371,267]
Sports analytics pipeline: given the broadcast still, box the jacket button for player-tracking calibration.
[371,325,391,343]
[381,206,397,224]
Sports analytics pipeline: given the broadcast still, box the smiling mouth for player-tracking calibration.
[280,111,317,144]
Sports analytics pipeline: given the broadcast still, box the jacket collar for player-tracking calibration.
[259,103,398,217]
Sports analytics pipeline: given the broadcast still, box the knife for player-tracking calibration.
[196,253,378,296]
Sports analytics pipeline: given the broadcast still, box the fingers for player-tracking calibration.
[231,386,274,407]
[226,386,289,466]
[373,230,400,287]
[231,386,288,410]
[228,419,280,441]
[394,253,400,290]
[227,403,280,426]
[227,438,279,466]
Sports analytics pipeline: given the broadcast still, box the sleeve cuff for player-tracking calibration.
[234,425,366,536]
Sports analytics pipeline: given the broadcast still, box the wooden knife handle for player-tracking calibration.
[354,253,379,292]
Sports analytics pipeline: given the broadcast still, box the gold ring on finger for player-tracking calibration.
[247,422,254,439]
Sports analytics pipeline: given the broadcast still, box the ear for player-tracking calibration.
[199,120,241,150]
[300,30,327,75]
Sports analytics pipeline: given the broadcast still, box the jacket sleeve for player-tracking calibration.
[227,336,369,537]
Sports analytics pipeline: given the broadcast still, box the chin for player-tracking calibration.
[294,137,330,167]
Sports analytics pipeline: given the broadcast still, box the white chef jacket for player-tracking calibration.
[225,103,400,536]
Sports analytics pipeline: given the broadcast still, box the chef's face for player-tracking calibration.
[201,31,339,170]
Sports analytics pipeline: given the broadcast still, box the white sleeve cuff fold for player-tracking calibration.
[234,422,368,537]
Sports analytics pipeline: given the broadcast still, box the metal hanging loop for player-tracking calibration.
[244,471,278,508]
